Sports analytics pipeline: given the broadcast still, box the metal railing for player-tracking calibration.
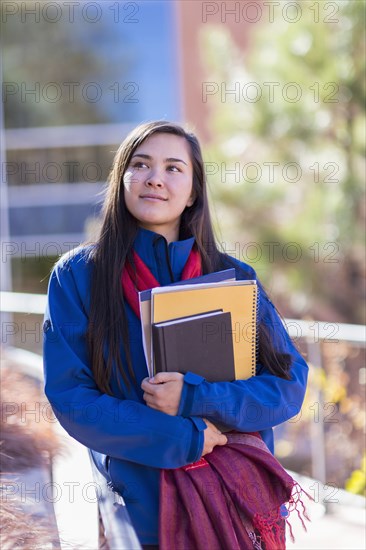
[1,291,365,487]
[1,290,365,343]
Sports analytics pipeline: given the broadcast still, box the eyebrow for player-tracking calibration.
[131,153,188,166]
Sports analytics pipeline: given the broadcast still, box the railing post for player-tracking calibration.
[306,337,328,510]
[0,57,14,347]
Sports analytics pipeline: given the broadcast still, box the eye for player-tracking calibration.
[131,161,148,169]
[167,165,181,173]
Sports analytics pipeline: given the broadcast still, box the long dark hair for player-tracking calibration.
[87,121,291,395]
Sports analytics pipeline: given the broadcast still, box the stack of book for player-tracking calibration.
[139,269,258,382]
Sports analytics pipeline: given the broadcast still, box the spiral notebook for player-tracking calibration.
[139,269,236,376]
[151,280,258,380]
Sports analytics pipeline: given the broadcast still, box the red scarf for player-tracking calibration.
[121,248,309,549]
[121,246,202,318]
[159,433,309,550]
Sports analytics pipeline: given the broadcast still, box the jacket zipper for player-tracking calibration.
[153,236,174,284]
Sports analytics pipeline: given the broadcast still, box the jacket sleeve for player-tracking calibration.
[43,257,205,469]
[177,272,309,432]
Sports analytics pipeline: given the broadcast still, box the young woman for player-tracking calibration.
[43,121,309,549]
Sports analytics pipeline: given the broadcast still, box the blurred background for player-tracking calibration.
[1,1,365,548]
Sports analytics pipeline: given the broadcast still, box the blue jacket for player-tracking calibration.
[43,227,308,545]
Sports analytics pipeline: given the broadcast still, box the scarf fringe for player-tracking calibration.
[286,482,313,543]
[253,481,311,549]
[252,508,286,549]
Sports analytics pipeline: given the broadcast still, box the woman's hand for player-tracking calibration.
[141,372,184,415]
[141,376,227,454]
[201,419,227,456]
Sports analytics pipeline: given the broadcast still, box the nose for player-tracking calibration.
[145,168,164,188]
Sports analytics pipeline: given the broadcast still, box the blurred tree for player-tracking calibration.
[201,0,365,324]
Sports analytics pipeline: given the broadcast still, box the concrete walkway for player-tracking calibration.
[286,471,365,550]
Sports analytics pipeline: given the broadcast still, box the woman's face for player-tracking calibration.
[123,132,195,243]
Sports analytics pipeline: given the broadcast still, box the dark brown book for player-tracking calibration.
[152,310,235,382]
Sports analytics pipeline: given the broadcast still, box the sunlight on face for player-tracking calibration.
[123,133,195,243]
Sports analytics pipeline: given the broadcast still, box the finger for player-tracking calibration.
[141,381,157,395]
[203,419,217,431]
[143,393,156,407]
[144,375,161,385]
[151,372,181,384]
[218,434,228,446]
[141,378,152,390]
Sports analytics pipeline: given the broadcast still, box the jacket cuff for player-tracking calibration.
[178,372,205,417]
[186,416,206,463]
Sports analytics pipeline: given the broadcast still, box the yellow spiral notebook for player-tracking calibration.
[151,280,258,380]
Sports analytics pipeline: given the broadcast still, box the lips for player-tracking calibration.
[140,194,168,201]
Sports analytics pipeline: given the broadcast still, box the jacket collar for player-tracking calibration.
[132,227,195,284]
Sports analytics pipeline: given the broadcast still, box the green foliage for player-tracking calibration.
[201,1,365,322]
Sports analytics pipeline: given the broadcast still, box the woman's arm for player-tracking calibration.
[177,288,309,432]
[43,255,205,469]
